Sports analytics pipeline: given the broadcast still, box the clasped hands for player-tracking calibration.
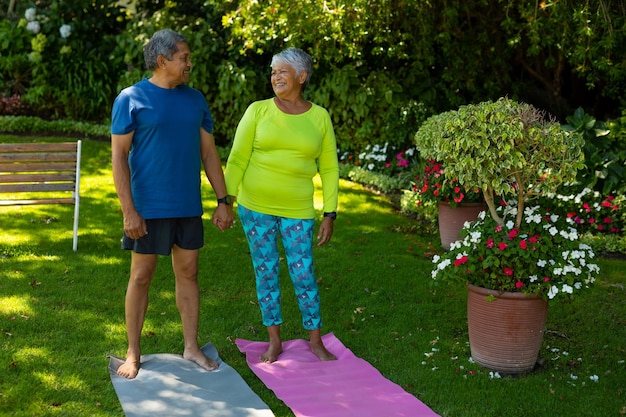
[212,204,235,232]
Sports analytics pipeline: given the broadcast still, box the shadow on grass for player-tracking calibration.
[1,137,625,417]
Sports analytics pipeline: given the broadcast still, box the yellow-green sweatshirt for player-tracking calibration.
[225,98,339,219]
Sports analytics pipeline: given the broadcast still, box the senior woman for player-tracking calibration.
[224,47,339,363]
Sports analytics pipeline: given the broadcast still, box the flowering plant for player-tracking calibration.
[432,203,600,300]
[412,159,483,207]
[546,188,623,235]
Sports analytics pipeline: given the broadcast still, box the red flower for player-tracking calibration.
[454,255,469,267]
[508,229,518,239]
[529,236,538,243]
[515,281,524,288]
[498,242,508,251]
[486,238,495,248]
[543,277,550,282]
[519,240,527,250]
[503,267,513,276]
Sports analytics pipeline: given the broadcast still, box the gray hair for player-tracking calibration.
[271,47,313,91]
[143,29,187,70]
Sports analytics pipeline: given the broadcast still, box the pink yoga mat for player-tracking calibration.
[236,333,440,417]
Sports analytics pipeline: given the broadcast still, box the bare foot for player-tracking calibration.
[116,357,140,379]
[183,347,219,371]
[260,341,283,363]
[311,342,337,361]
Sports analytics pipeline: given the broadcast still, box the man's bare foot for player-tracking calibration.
[116,357,140,379]
[260,342,283,363]
[183,347,219,371]
[311,342,337,361]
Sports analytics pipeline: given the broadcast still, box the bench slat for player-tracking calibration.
[0,198,74,206]
[0,173,76,183]
[0,162,77,172]
[0,153,77,163]
[0,183,75,193]
[0,143,78,152]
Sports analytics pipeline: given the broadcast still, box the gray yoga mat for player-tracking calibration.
[108,343,274,417]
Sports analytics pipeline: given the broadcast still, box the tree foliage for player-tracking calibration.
[0,0,624,154]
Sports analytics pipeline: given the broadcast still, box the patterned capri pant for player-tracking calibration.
[238,205,322,330]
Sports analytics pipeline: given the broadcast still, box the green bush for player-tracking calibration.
[0,1,128,121]
[563,107,626,195]
[0,116,109,139]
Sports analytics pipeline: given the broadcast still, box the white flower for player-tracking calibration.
[529,275,538,283]
[59,24,72,39]
[589,375,599,382]
[367,163,375,170]
[489,371,501,379]
[548,226,558,236]
[26,21,41,34]
[469,231,482,243]
[570,374,578,380]
[449,240,463,250]
[537,259,547,268]
[548,286,559,299]
[505,220,515,229]
[25,7,37,21]
[562,284,574,294]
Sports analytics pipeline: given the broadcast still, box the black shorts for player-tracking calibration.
[121,217,204,255]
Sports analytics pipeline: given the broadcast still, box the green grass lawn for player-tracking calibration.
[1,135,625,417]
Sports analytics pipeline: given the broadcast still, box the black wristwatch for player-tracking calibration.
[217,196,232,205]
[323,212,337,221]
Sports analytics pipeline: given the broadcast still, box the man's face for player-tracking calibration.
[163,42,192,86]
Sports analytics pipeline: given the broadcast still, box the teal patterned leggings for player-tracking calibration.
[238,205,322,330]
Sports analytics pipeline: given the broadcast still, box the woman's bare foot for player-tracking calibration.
[260,341,283,363]
[183,347,219,371]
[116,357,140,379]
[310,342,337,361]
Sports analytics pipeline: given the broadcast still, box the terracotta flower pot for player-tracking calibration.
[437,201,486,250]
[467,284,548,374]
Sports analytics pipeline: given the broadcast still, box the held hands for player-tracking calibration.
[212,204,235,232]
[317,217,334,246]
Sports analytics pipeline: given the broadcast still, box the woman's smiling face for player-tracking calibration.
[271,63,302,98]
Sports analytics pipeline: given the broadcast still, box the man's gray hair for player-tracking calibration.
[271,47,313,91]
[143,29,187,70]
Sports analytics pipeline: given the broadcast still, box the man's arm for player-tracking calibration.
[200,128,234,231]
[111,132,147,239]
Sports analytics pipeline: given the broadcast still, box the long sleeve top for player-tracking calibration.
[225,98,339,219]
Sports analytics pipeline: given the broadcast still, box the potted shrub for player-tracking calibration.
[411,158,485,249]
[414,97,601,374]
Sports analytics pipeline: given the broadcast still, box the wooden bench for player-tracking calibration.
[0,141,82,251]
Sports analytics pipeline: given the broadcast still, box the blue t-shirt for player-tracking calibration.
[111,78,214,219]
